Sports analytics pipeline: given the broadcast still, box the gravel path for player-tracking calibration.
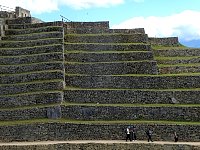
[0,140,200,146]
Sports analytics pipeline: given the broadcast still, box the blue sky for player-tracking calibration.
[2,0,200,46]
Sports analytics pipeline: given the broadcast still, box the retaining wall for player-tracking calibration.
[61,105,200,122]
[65,75,200,89]
[65,51,153,62]
[0,123,199,142]
[149,37,179,46]
[0,92,63,108]
[65,34,148,43]
[65,61,158,75]
[64,90,200,104]
[65,43,151,51]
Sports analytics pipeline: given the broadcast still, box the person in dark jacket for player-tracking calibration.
[146,128,153,142]
[126,126,131,142]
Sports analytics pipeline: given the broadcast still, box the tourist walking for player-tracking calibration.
[146,128,153,142]
[174,132,178,142]
[126,126,131,141]
[133,126,137,141]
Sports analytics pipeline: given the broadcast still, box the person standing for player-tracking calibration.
[146,128,153,142]
[133,126,137,141]
[174,132,178,142]
[126,126,131,142]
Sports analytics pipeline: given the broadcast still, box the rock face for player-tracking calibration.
[0,15,200,144]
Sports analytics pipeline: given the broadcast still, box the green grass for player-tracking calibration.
[1,102,200,111]
[65,72,200,77]
[64,50,150,53]
[65,42,149,45]
[152,45,186,50]
[65,60,153,65]
[65,33,145,36]
[64,86,200,91]
[155,56,200,60]
[158,63,200,67]
[0,118,199,126]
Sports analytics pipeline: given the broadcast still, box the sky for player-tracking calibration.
[1,0,200,47]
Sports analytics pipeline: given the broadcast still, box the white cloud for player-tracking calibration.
[112,10,200,41]
[0,0,124,14]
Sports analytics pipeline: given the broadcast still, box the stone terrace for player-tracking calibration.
[0,17,200,145]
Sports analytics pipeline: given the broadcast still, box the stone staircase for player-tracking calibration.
[0,18,200,145]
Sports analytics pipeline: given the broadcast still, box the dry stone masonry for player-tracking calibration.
[0,7,200,149]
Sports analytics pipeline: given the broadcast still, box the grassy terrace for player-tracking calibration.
[65,33,146,36]
[64,50,150,53]
[64,87,200,91]
[155,56,200,60]
[158,63,200,67]
[65,42,149,45]
[152,45,187,50]
[1,102,200,110]
[65,72,200,76]
[0,119,199,126]
[65,60,154,64]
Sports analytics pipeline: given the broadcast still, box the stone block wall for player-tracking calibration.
[64,90,200,104]
[0,123,199,142]
[65,75,200,89]
[149,37,179,46]
[65,51,153,62]
[61,105,200,122]
[65,61,158,75]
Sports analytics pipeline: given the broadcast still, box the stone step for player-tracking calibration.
[0,92,63,108]
[61,105,200,122]
[64,88,200,104]
[0,52,63,65]
[159,65,200,74]
[5,26,63,35]
[2,32,63,41]
[0,70,64,84]
[0,62,64,74]
[0,80,63,95]
[154,48,200,57]
[65,51,153,62]
[7,21,63,29]
[0,44,63,56]
[0,121,199,142]
[65,61,158,75]
[65,43,151,51]
[65,74,200,89]
[0,38,63,48]
[64,34,148,43]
